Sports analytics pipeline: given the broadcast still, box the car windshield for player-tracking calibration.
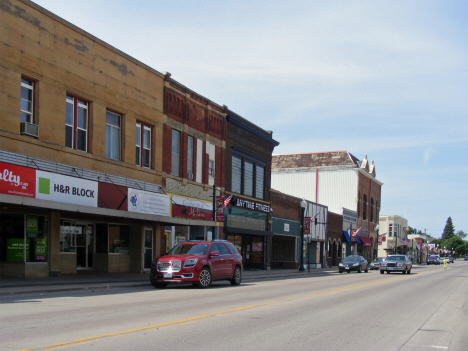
[167,244,209,256]
[343,256,360,263]
[387,256,406,261]
[429,256,438,259]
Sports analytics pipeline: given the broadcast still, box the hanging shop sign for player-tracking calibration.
[233,198,271,213]
[304,217,311,234]
[0,162,35,198]
[36,170,98,207]
[128,188,170,216]
[216,196,225,222]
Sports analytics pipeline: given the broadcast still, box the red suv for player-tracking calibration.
[150,240,243,288]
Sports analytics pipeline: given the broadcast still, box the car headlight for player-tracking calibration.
[353,263,359,267]
[184,258,198,268]
[339,263,343,267]
[397,263,403,267]
[381,263,387,267]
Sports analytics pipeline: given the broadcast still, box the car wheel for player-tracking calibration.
[197,267,212,288]
[347,270,350,273]
[365,266,368,273]
[357,265,361,273]
[340,271,343,274]
[402,267,406,274]
[407,268,411,274]
[380,270,384,274]
[230,266,242,286]
[151,281,168,289]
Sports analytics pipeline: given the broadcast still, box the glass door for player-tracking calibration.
[76,223,94,269]
[144,228,153,270]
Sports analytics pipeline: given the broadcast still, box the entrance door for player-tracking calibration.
[76,224,94,269]
[144,228,153,270]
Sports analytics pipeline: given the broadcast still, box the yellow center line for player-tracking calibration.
[20,271,432,351]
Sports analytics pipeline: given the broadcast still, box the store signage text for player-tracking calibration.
[233,198,271,213]
[0,162,35,198]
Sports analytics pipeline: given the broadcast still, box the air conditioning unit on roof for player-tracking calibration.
[20,122,39,137]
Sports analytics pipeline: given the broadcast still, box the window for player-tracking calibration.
[171,130,180,176]
[136,122,151,168]
[255,165,264,199]
[370,198,374,222]
[108,224,129,253]
[66,96,88,152]
[357,192,361,217]
[231,155,242,193]
[20,79,34,123]
[244,160,253,197]
[187,136,194,179]
[105,111,121,160]
[231,155,265,199]
[209,160,214,176]
[389,224,393,237]
[362,194,368,220]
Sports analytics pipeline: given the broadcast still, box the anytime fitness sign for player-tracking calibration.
[233,198,271,213]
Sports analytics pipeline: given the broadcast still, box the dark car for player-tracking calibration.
[339,255,368,273]
[370,257,385,270]
[427,255,441,265]
[150,240,242,288]
[380,254,412,274]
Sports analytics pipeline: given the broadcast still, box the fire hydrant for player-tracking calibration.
[443,257,448,269]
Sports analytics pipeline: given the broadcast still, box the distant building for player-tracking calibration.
[271,151,383,261]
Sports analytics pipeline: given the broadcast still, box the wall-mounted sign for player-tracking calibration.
[0,162,35,198]
[6,238,30,262]
[128,188,169,216]
[233,198,271,213]
[26,215,39,238]
[36,170,98,207]
[34,238,47,261]
[171,196,213,221]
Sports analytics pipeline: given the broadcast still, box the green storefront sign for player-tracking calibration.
[35,238,47,261]
[6,239,30,262]
[26,215,39,238]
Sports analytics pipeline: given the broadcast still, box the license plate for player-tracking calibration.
[345,267,349,270]
[164,273,172,278]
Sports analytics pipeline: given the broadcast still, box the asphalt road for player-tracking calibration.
[1,263,467,351]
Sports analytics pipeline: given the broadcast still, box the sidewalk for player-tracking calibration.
[0,267,339,296]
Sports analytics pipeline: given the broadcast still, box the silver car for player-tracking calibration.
[370,257,385,270]
[380,255,412,274]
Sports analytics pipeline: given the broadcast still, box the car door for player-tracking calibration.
[361,256,367,270]
[217,243,233,278]
[209,244,223,279]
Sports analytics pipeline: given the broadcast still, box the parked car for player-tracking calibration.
[370,257,385,270]
[338,255,368,273]
[150,240,242,288]
[380,255,412,274]
[427,255,441,265]
[448,256,454,263]
[464,255,468,261]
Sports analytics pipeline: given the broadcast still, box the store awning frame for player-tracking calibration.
[358,235,373,247]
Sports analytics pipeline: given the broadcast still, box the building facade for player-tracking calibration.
[271,151,382,262]
[326,212,343,267]
[223,109,279,270]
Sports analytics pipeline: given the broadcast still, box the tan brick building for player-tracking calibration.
[0,0,216,277]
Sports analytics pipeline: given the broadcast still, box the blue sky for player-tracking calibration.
[32,0,468,238]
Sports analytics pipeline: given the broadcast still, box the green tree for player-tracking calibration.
[441,217,455,241]
[443,236,468,257]
[456,230,467,240]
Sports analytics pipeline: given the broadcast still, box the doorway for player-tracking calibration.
[76,223,94,269]
[144,227,153,270]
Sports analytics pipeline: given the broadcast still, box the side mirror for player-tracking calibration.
[210,252,219,257]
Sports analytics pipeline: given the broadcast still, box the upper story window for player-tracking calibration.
[187,136,194,179]
[362,194,368,220]
[370,198,374,222]
[136,122,151,168]
[171,130,180,176]
[357,192,361,218]
[105,111,121,161]
[20,79,34,123]
[66,96,88,152]
[231,154,265,200]
[389,224,393,237]
[208,160,215,177]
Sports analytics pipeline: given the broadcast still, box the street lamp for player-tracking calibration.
[374,224,380,260]
[299,198,307,272]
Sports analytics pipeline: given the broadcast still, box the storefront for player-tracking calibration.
[223,198,272,270]
[271,217,300,269]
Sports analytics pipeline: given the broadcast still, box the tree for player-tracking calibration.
[441,217,455,241]
[456,230,467,240]
[443,236,468,257]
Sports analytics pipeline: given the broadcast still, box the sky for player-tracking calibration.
[31,0,468,238]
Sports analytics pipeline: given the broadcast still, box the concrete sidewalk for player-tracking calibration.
[0,267,339,296]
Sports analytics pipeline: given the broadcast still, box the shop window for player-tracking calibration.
[60,221,78,253]
[108,224,130,253]
[105,111,121,160]
[20,78,34,123]
[136,122,151,168]
[171,130,180,176]
[1,214,48,263]
[66,96,88,152]
[95,223,108,253]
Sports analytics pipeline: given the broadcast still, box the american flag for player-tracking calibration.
[222,193,234,212]
[401,237,409,245]
[352,227,362,239]
[416,242,421,250]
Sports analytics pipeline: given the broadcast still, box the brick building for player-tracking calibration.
[223,109,279,270]
[0,0,214,277]
[271,151,382,262]
[326,212,344,267]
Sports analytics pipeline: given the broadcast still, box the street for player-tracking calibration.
[1,263,467,351]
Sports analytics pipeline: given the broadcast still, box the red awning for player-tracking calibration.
[357,235,373,247]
